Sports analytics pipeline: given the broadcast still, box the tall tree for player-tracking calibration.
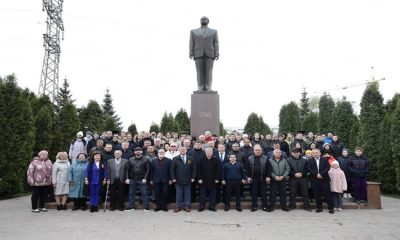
[244,113,272,136]
[300,87,310,121]
[348,116,359,151]
[160,112,178,134]
[175,108,190,134]
[259,116,272,135]
[330,97,355,147]
[377,112,396,192]
[279,102,301,133]
[302,111,319,133]
[33,106,53,154]
[102,88,122,131]
[318,93,335,133]
[56,78,74,111]
[219,121,227,136]
[0,75,34,196]
[357,83,384,181]
[128,123,138,136]
[54,102,80,153]
[149,122,160,133]
[78,100,104,132]
[390,99,400,192]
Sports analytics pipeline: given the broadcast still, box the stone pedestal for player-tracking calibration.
[367,181,382,209]
[191,91,220,138]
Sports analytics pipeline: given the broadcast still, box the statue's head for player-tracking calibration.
[200,16,209,26]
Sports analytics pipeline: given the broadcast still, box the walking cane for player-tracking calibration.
[104,181,110,212]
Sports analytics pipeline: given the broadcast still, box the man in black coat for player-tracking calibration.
[197,147,220,212]
[307,148,334,214]
[170,146,196,212]
[188,141,205,202]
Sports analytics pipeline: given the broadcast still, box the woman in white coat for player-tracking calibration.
[52,152,71,210]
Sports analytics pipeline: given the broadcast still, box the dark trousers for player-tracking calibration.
[311,180,333,210]
[153,182,169,208]
[31,186,49,209]
[74,198,87,208]
[199,186,217,208]
[110,181,126,210]
[195,57,214,91]
[269,180,287,208]
[216,183,226,204]
[191,181,198,203]
[352,177,367,201]
[225,180,241,208]
[175,184,191,208]
[250,179,267,208]
[289,177,310,208]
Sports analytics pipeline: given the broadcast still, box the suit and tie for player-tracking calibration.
[308,157,333,210]
[107,158,128,210]
[150,157,172,209]
[171,155,196,209]
[189,26,219,91]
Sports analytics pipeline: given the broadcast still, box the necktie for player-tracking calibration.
[220,153,223,161]
[182,156,186,164]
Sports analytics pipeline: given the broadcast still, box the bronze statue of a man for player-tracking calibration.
[189,16,219,91]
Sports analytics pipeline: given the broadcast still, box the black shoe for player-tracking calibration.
[81,205,87,211]
[72,206,80,211]
[94,207,99,212]
[236,207,242,212]
[162,208,168,212]
[329,209,334,214]
[289,205,296,209]
[316,208,323,213]
[110,207,116,211]
[282,206,289,212]
[251,207,257,212]
[57,205,61,211]
[62,204,67,210]
[262,207,268,212]
[90,206,95,212]
[224,206,230,211]
[209,207,216,212]
[198,207,205,212]
[154,207,161,212]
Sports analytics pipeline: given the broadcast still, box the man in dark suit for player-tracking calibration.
[170,146,196,212]
[107,150,129,211]
[189,16,219,91]
[198,147,221,212]
[215,143,228,203]
[308,148,334,214]
[150,149,172,212]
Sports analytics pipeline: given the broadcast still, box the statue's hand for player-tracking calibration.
[189,55,194,60]
[215,56,219,61]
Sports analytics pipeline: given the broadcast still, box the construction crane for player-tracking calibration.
[312,67,385,95]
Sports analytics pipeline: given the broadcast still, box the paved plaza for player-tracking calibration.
[0,195,399,240]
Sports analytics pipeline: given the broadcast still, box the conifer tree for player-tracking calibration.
[318,93,335,133]
[357,83,384,180]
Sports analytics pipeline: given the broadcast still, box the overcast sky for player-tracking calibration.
[1,0,399,132]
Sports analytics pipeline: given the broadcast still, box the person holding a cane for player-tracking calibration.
[85,152,108,212]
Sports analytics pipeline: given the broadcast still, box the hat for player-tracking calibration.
[76,131,83,137]
[331,160,339,167]
[134,147,143,151]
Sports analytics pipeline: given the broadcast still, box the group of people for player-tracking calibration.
[27,130,369,214]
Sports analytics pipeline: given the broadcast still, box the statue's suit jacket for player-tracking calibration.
[190,27,219,59]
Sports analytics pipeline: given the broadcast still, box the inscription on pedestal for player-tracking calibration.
[191,92,220,138]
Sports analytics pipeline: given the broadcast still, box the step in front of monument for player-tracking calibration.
[45,199,368,210]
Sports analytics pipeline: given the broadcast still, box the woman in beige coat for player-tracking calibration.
[52,152,71,210]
